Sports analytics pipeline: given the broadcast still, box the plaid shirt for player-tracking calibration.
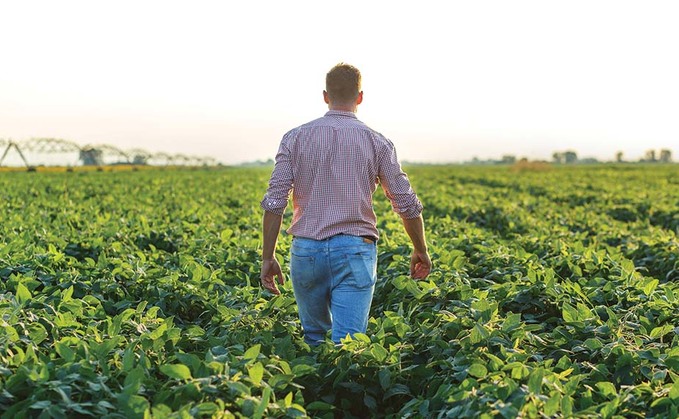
[261,110,423,241]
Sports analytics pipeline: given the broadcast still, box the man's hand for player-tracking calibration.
[410,251,432,280]
[401,215,431,279]
[261,211,284,295]
[261,258,285,295]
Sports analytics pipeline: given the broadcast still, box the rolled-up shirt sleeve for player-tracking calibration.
[377,139,423,219]
[260,138,293,216]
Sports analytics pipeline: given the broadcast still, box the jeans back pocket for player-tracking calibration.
[344,253,377,289]
[290,254,317,289]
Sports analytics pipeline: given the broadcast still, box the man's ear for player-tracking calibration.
[323,90,330,104]
[356,91,363,105]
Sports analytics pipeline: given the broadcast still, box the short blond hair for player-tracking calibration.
[325,63,361,104]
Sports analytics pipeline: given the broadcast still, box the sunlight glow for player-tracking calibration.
[1,1,677,164]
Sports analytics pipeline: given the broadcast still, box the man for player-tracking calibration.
[260,63,431,345]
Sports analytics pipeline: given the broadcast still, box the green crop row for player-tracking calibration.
[0,164,678,418]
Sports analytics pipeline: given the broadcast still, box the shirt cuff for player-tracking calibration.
[260,195,287,216]
[395,198,423,219]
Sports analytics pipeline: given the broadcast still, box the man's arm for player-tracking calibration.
[259,136,293,295]
[376,139,432,279]
[261,210,284,294]
[401,214,432,279]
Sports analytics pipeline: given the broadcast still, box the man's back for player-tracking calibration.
[262,110,422,241]
[287,110,380,239]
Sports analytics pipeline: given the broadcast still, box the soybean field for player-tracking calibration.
[1,164,678,418]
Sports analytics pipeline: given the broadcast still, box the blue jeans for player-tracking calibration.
[289,234,377,345]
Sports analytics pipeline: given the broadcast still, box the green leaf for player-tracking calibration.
[193,402,220,416]
[370,343,388,362]
[149,322,168,340]
[544,393,561,416]
[511,364,530,380]
[288,403,307,415]
[284,392,293,408]
[279,360,292,375]
[583,338,603,350]
[160,364,192,380]
[119,394,150,419]
[122,347,135,371]
[561,395,573,417]
[352,333,371,343]
[527,368,544,394]
[133,301,147,315]
[384,384,411,399]
[15,283,32,304]
[641,278,659,296]
[3,325,19,342]
[470,324,489,344]
[124,366,146,395]
[291,364,316,377]
[502,313,522,332]
[669,381,679,400]
[306,401,334,411]
[650,324,673,339]
[621,259,636,276]
[92,337,123,358]
[600,400,619,418]
[576,303,593,321]
[392,275,408,291]
[227,381,252,396]
[27,323,48,345]
[109,309,133,336]
[485,353,504,371]
[452,255,467,270]
[55,341,76,363]
[467,364,487,378]
[61,286,74,302]
[405,281,426,299]
[394,321,410,338]
[244,344,261,361]
[595,382,617,398]
[175,353,201,374]
[253,386,271,419]
[562,303,578,323]
[30,400,52,410]
[364,394,377,411]
[378,368,391,390]
[248,362,264,385]
[651,397,673,409]
[220,228,234,242]
[269,374,293,390]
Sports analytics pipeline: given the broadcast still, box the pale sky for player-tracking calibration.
[2,1,678,165]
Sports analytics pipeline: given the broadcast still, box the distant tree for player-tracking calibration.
[564,151,578,164]
[553,151,578,164]
[659,149,672,163]
[615,151,624,163]
[644,149,657,162]
[501,155,516,164]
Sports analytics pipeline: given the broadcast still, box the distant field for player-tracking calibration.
[1,164,678,418]
[0,165,188,173]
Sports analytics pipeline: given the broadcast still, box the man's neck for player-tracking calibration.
[328,104,357,113]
